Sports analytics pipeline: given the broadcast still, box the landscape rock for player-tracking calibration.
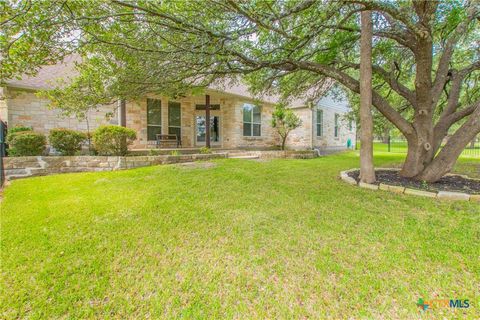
[470,195,480,202]
[359,182,379,190]
[437,191,470,201]
[404,188,437,198]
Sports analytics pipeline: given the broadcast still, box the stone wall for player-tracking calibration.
[3,153,227,180]
[0,87,8,122]
[2,86,353,152]
[286,107,313,149]
[3,88,117,135]
[2,150,316,180]
[285,106,356,150]
[312,105,356,150]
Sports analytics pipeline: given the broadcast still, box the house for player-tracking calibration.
[0,58,356,152]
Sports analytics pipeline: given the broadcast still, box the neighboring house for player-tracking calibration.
[0,58,355,151]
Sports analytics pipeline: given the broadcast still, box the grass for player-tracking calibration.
[1,152,479,319]
[371,141,480,158]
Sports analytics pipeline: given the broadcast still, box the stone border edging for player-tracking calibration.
[340,168,480,202]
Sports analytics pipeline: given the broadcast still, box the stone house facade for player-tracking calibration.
[1,59,355,151]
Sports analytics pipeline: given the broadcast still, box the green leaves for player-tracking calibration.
[271,103,302,146]
[2,0,479,147]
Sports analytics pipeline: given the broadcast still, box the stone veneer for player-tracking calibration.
[285,106,356,150]
[2,86,355,151]
[3,153,227,180]
[125,93,280,149]
[2,88,118,134]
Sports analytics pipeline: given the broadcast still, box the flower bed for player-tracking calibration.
[340,168,480,202]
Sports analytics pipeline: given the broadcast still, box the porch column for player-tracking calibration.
[205,94,211,148]
[161,97,169,134]
[118,99,126,127]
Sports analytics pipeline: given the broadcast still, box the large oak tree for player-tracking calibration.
[1,0,479,182]
[359,9,376,183]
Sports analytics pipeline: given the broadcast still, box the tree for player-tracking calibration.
[1,1,479,182]
[359,10,375,184]
[271,103,302,150]
[37,63,117,153]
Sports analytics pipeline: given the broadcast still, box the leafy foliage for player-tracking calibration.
[8,131,46,156]
[199,147,212,154]
[6,125,33,144]
[2,1,479,180]
[271,104,302,150]
[92,125,136,156]
[49,128,87,156]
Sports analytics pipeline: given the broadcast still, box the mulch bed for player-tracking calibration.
[348,169,480,195]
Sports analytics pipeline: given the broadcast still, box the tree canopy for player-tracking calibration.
[1,0,479,181]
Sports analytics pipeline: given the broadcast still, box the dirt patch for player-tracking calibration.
[348,169,480,195]
[175,162,217,169]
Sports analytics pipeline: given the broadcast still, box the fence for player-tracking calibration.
[373,138,480,158]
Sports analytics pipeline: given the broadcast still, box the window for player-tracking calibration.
[334,113,340,138]
[168,101,181,138]
[243,103,261,136]
[316,109,323,137]
[147,98,162,140]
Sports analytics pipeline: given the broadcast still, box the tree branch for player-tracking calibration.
[294,61,415,137]
[340,61,417,107]
[431,4,479,107]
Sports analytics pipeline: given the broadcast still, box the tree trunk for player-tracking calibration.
[359,10,376,183]
[401,137,426,177]
[416,105,480,182]
[281,135,287,150]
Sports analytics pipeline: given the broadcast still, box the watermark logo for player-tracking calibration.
[417,298,470,312]
[417,298,429,311]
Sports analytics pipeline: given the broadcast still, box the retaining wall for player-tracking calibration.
[3,153,227,180]
[2,150,317,181]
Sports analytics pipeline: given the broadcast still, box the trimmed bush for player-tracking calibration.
[6,125,32,144]
[92,125,136,156]
[8,131,47,156]
[49,128,87,156]
[199,146,212,154]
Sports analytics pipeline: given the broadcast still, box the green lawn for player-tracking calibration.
[372,141,480,158]
[1,153,479,319]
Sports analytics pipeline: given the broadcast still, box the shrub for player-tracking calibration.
[271,103,302,150]
[8,131,47,156]
[49,128,87,156]
[92,125,136,156]
[6,125,32,144]
[199,146,212,154]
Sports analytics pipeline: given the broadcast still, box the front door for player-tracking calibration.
[196,115,220,146]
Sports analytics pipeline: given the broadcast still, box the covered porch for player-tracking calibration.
[120,90,279,150]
